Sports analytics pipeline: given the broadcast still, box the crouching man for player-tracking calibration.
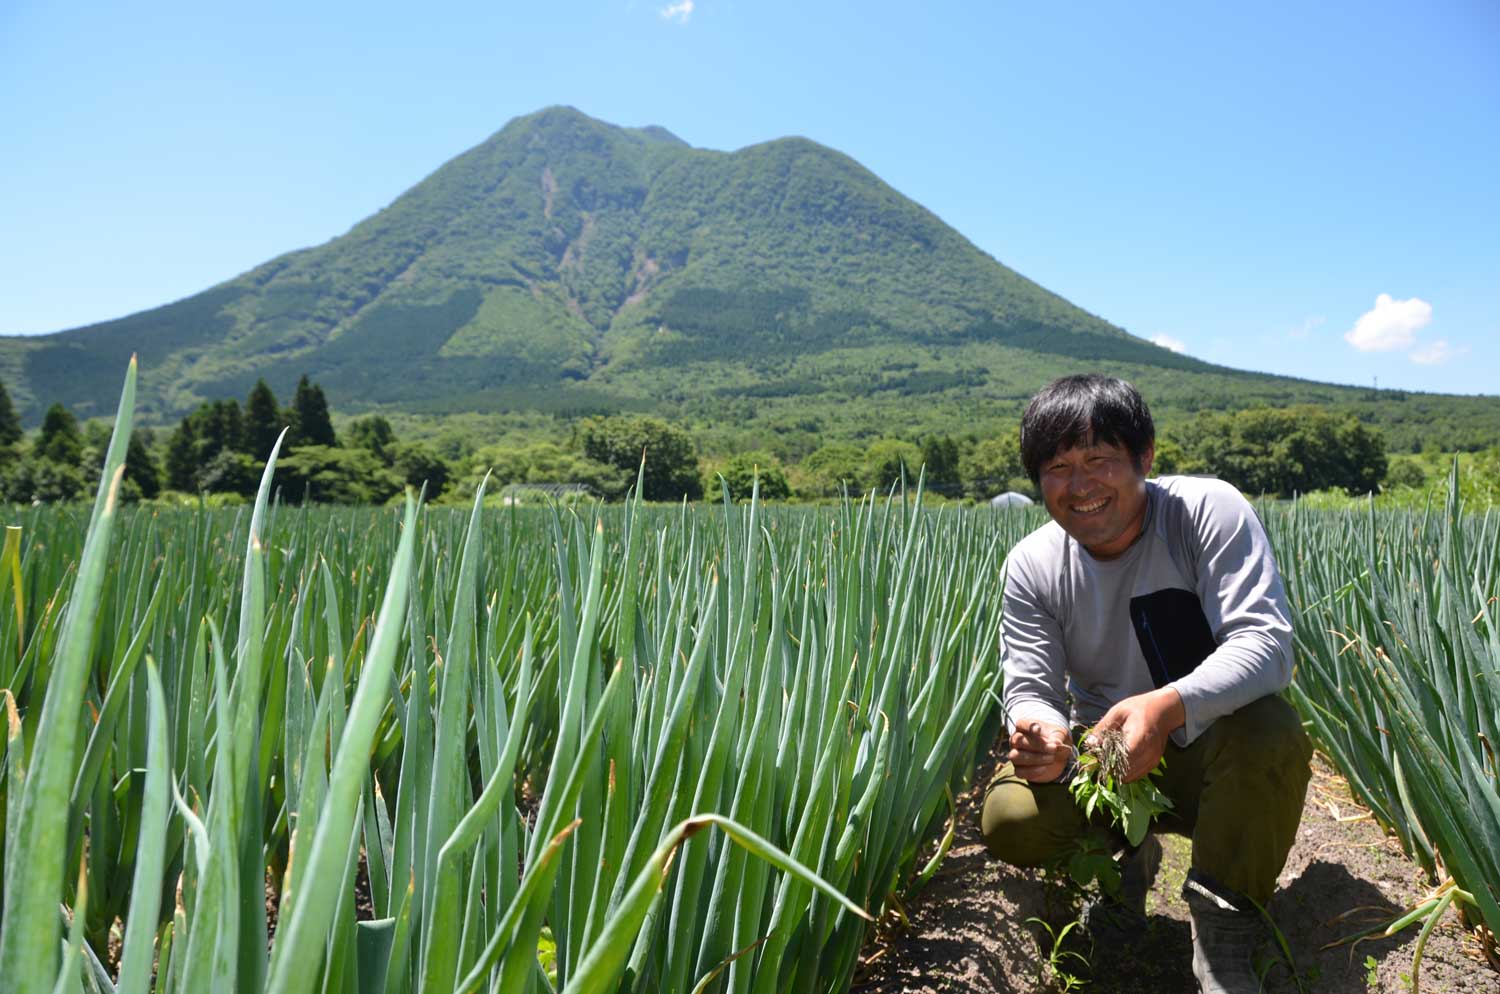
[981,374,1312,994]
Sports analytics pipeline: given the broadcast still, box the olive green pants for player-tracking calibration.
[980,695,1312,905]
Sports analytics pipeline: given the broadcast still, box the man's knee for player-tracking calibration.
[1190,694,1314,903]
[1207,694,1312,772]
[1198,694,1313,825]
[980,765,1085,867]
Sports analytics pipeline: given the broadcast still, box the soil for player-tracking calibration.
[854,746,1499,994]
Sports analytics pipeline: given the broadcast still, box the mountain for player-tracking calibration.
[1,106,1493,451]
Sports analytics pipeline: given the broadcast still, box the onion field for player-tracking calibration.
[0,365,1495,992]
[0,365,1018,994]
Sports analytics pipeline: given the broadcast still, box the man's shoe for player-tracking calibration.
[1182,869,1265,994]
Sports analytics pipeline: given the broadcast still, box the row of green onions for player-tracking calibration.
[1266,480,1499,978]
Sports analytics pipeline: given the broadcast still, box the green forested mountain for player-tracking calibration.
[2,106,1494,451]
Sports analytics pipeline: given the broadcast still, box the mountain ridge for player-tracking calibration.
[2,106,1494,453]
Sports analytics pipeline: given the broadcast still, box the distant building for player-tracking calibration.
[989,491,1034,508]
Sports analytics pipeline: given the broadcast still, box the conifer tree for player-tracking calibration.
[0,381,22,451]
[36,403,84,466]
[290,375,336,448]
[244,378,285,459]
[124,429,161,500]
[165,419,199,492]
[194,399,243,461]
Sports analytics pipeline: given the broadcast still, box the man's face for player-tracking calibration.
[1037,438,1154,559]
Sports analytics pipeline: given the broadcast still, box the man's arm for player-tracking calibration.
[1168,481,1295,744]
[999,549,1074,781]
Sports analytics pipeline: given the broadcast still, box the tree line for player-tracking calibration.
[0,378,1432,506]
[0,375,455,505]
[704,405,1395,503]
[436,405,1402,504]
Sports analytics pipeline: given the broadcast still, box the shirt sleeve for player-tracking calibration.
[1168,481,1295,745]
[1000,548,1072,737]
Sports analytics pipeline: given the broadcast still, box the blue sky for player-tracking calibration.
[2,0,1496,395]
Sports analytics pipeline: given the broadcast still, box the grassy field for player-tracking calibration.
[0,369,1495,993]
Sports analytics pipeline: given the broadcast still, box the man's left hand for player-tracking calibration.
[1087,687,1186,782]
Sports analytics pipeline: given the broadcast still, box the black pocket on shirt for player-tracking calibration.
[1129,588,1217,687]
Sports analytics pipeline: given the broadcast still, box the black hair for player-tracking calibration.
[1019,374,1155,484]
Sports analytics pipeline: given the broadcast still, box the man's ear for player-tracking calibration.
[1140,443,1156,478]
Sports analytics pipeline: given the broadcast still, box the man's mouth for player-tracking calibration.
[1072,496,1110,515]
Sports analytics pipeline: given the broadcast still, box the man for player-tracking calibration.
[980,374,1312,994]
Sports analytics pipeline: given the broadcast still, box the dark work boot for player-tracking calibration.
[1182,869,1265,993]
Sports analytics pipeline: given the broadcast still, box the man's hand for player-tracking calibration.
[1007,720,1074,783]
[1087,687,1186,782]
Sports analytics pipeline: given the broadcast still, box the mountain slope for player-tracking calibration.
[1,106,1493,452]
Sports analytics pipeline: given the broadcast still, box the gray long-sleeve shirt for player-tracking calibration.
[1000,475,1294,747]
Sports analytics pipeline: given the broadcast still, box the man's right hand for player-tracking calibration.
[1007,720,1074,783]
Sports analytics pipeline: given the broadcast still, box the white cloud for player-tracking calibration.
[1288,315,1325,339]
[1150,333,1187,353]
[1409,339,1468,365]
[660,0,694,22]
[1344,294,1433,352]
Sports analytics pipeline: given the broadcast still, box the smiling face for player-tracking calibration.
[1038,438,1155,559]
